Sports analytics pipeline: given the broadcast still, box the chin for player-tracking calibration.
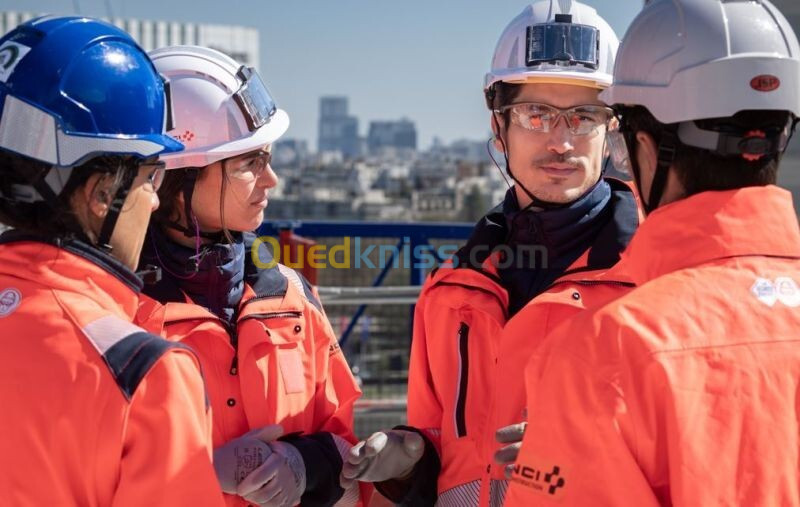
[238,217,263,233]
[544,178,597,203]
[534,187,580,204]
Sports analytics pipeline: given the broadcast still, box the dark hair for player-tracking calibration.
[487,83,524,142]
[152,167,190,225]
[622,106,791,195]
[492,82,523,110]
[0,151,135,238]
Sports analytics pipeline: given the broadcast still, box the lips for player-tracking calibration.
[250,194,269,207]
[539,165,579,177]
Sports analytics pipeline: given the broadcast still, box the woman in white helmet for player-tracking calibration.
[135,46,366,507]
[342,2,639,505]
[505,0,800,504]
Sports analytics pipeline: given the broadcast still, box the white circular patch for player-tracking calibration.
[751,278,777,307]
[0,288,22,317]
[775,277,800,308]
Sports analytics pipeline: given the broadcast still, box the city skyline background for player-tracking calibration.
[0,0,644,149]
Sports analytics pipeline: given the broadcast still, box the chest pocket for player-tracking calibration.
[242,311,308,396]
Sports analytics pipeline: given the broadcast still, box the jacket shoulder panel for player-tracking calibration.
[278,264,322,312]
[244,231,323,310]
[82,314,196,401]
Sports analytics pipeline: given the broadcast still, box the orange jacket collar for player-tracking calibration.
[0,240,140,318]
[619,185,800,284]
[153,279,307,325]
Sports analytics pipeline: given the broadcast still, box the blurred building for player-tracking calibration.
[0,11,259,69]
[273,138,310,167]
[318,96,361,158]
[367,119,417,153]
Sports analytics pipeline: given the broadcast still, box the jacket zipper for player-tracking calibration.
[239,293,284,312]
[455,321,470,438]
[545,278,635,292]
[241,311,303,321]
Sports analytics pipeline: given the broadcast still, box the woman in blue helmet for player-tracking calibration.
[0,17,224,505]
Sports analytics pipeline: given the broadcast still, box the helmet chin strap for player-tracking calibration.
[96,165,138,252]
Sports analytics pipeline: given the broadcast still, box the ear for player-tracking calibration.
[84,173,113,219]
[635,131,658,177]
[490,113,506,153]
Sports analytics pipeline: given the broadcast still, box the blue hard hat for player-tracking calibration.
[0,16,183,167]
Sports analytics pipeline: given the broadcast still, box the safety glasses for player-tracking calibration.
[496,102,614,136]
[233,66,278,132]
[140,161,166,191]
[226,150,272,181]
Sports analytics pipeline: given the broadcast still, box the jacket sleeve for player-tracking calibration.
[503,314,661,507]
[290,299,370,507]
[112,349,225,507]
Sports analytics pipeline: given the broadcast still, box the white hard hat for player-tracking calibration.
[600,0,800,123]
[150,45,289,170]
[485,0,619,93]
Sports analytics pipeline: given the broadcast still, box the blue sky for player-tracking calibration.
[1,0,643,149]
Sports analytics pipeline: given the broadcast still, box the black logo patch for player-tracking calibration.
[510,463,567,498]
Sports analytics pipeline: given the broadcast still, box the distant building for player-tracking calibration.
[367,119,417,153]
[412,188,457,218]
[273,138,309,167]
[0,11,259,69]
[318,96,361,159]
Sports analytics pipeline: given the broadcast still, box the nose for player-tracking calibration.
[150,190,160,212]
[546,114,575,155]
[257,162,279,189]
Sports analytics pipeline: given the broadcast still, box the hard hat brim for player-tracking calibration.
[485,69,612,91]
[159,108,289,170]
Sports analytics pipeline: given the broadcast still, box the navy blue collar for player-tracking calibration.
[503,180,612,259]
[453,178,638,317]
[140,226,245,324]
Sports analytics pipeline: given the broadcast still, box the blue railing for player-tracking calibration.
[257,220,473,345]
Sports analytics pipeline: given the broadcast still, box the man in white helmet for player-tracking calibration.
[341,2,640,505]
[505,0,800,505]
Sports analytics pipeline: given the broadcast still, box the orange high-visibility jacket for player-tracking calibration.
[405,180,639,506]
[137,256,368,507]
[505,186,800,506]
[484,265,636,504]
[0,235,223,507]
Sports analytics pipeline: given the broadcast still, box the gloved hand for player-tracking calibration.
[214,425,284,494]
[341,429,425,483]
[494,422,527,478]
[237,440,306,507]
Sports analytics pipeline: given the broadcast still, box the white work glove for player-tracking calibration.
[341,429,425,483]
[237,440,306,507]
[494,422,527,478]
[214,424,284,493]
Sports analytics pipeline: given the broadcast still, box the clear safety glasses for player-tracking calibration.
[140,161,166,191]
[527,17,600,69]
[496,102,614,136]
[226,150,272,181]
[233,66,278,132]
